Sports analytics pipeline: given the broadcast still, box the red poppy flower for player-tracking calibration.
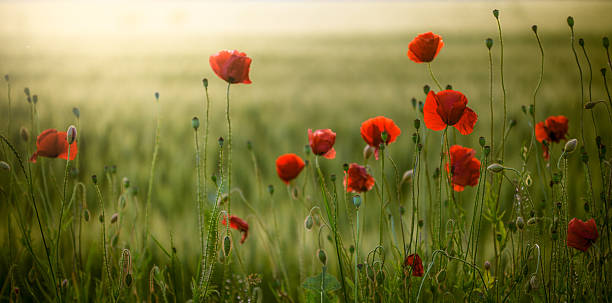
[209,50,252,84]
[423,90,477,135]
[344,163,375,193]
[446,145,481,192]
[567,218,598,252]
[29,129,78,163]
[360,116,401,160]
[404,254,424,277]
[308,129,336,159]
[407,32,444,63]
[276,153,305,184]
[535,115,569,160]
[222,215,249,244]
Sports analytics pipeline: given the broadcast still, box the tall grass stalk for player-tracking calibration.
[144,92,161,247]
[55,141,72,280]
[494,10,508,161]
[94,178,114,298]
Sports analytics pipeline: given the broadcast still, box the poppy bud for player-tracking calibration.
[567,16,574,28]
[414,119,420,130]
[401,169,413,186]
[72,107,80,118]
[479,137,486,147]
[487,163,504,173]
[418,219,424,228]
[91,174,98,184]
[3,74,8,82]
[223,235,232,257]
[99,214,104,223]
[62,278,69,288]
[353,195,362,208]
[531,25,538,33]
[445,84,453,90]
[604,37,610,49]
[418,143,423,151]
[509,119,517,128]
[484,261,491,271]
[20,127,29,142]
[218,137,224,148]
[584,100,604,109]
[578,38,584,47]
[304,215,313,230]
[83,209,90,221]
[192,117,200,130]
[247,141,253,151]
[110,165,117,174]
[412,133,418,144]
[584,202,590,212]
[111,213,119,224]
[202,78,208,88]
[24,87,30,96]
[32,95,38,104]
[486,38,493,50]
[411,98,417,109]
[67,125,77,144]
[492,9,499,19]
[349,245,355,254]
[423,85,430,95]
[154,92,159,101]
[527,217,537,226]
[0,161,9,172]
[304,144,310,155]
[516,217,525,230]
[564,139,578,154]
[317,249,327,265]
[211,175,217,185]
[330,174,336,182]
[343,163,349,172]
[125,273,133,287]
[268,184,274,195]
[363,145,375,160]
[123,177,130,189]
[484,146,491,157]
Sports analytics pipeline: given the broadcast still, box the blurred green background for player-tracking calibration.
[1,0,611,297]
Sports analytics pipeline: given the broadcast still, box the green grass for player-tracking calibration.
[1,1,612,302]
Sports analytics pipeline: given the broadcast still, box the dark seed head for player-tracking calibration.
[486,38,493,50]
[492,9,499,19]
[531,25,538,33]
[567,16,574,28]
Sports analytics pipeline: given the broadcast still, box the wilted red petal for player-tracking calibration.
[567,218,598,252]
[407,32,444,63]
[344,163,375,193]
[276,153,305,184]
[222,215,249,244]
[209,50,252,84]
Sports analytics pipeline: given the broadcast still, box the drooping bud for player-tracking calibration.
[72,107,80,118]
[353,195,362,208]
[584,100,604,109]
[363,145,375,160]
[578,38,584,47]
[91,174,98,184]
[202,78,208,88]
[223,235,232,257]
[400,169,414,186]
[531,25,538,33]
[486,38,493,50]
[191,117,200,130]
[567,16,574,28]
[20,127,29,142]
[0,161,10,172]
[304,215,313,230]
[423,85,430,95]
[317,249,327,265]
[414,119,420,130]
[604,37,610,49]
[66,125,77,144]
[492,9,499,19]
[516,217,525,230]
[479,137,486,147]
[111,213,119,224]
[484,261,491,271]
[564,139,578,154]
[487,163,504,173]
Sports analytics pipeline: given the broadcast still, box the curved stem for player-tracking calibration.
[427,63,443,91]
[496,16,507,161]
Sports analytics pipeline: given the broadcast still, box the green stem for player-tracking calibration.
[496,15,507,161]
[427,63,443,91]
[488,47,494,157]
[354,207,360,303]
[144,94,161,247]
[94,182,113,299]
[56,144,71,280]
[194,127,205,268]
[226,82,232,225]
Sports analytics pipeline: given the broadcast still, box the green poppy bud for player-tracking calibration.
[487,163,504,173]
[531,25,538,33]
[567,16,574,28]
[353,195,362,208]
[202,78,208,88]
[603,37,610,49]
[192,117,200,130]
[304,215,313,230]
[317,249,327,265]
[66,125,77,144]
[493,9,499,19]
[486,38,493,50]
[223,235,232,257]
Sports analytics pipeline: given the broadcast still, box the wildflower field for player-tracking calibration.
[1,1,612,302]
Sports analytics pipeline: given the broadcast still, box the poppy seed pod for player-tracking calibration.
[567,16,574,27]
[604,37,610,49]
[564,139,578,154]
[486,38,493,50]
[531,25,538,33]
[414,119,420,130]
[578,38,584,47]
[202,78,208,88]
[516,217,525,230]
[479,136,486,147]
[487,163,504,173]
[111,213,119,224]
[423,85,430,95]
[484,261,491,271]
[191,117,200,130]
[66,125,77,144]
[223,235,232,257]
[317,249,327,265]
[418,219,424,228]
[154,92,159,101]
[83,209,90,221]
[353,195,362,208]
[0,161,10,172]
[267,184,274,195]
[492,9,499,19]
[304,215,313,230]
[218,137,224,148]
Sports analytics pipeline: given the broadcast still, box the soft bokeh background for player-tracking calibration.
[1,0,611,298]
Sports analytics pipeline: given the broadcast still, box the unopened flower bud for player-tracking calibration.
[531,25,538,33]
[516,217,525,230]
[567,16,574,28]
[414,119,420,130]
[268,184,274,196]
[486,38,493,50]
[99,214,104,223]
[363,145,375,160]
[487,163,504,173]
[578,38,584,47]
[401,169,414,185]
[479,137,486,147]
[218,137,224,148]
[423,85,430,95]
[66,125,77,144]
[411,97,417,109]
[191,117,200,130]
[223,235,232,257]
[0,161,10,172]
[343,163,349,172]
[202,78,208,88]
[564,139,578,154]
[484,146,491,157]
[484,261,491,270]
[111,213,119,224]
[317,249,327,265]
[492,9,499,19]
[154,92,159,101]
[32,95,38,104]
[602,68,607,76]
[584,101,603,109]
[91,174,98,184]
[353,195,362,208]
[445,84,453,90]
[604,37,610,49]
[83,209,90,221]
[304,215,313,230]
[122,177,130,188]
[72,107,80,118]
[418,219,424,228]
[20,127,29,142]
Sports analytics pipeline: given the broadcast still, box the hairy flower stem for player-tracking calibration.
[55,145,71,278]
[144,94,161,248]
[94,182,113,298]
[354,207,360,303]
[495,13,508,161]
[193,127,205,268]
[202,82,211,214]
[530,28,549,201]
[379,148,385,248]
[225,82,232,236]
[427,63,443,91]
[488,45,495,157]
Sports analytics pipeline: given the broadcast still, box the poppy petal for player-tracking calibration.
[453,107,477,135]
[323,148,336,159]
[423,91,446,131]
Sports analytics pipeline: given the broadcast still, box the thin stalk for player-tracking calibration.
[55,144,72,279]
[144,93,161,247]
[225,82,232,225]
[94,182,113,298]
[427,63,443,91]
[488,45,494,156]
[354,207,360,303]
[495,13,508,161]
[194,126,205,268]
[379,148,385,248]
